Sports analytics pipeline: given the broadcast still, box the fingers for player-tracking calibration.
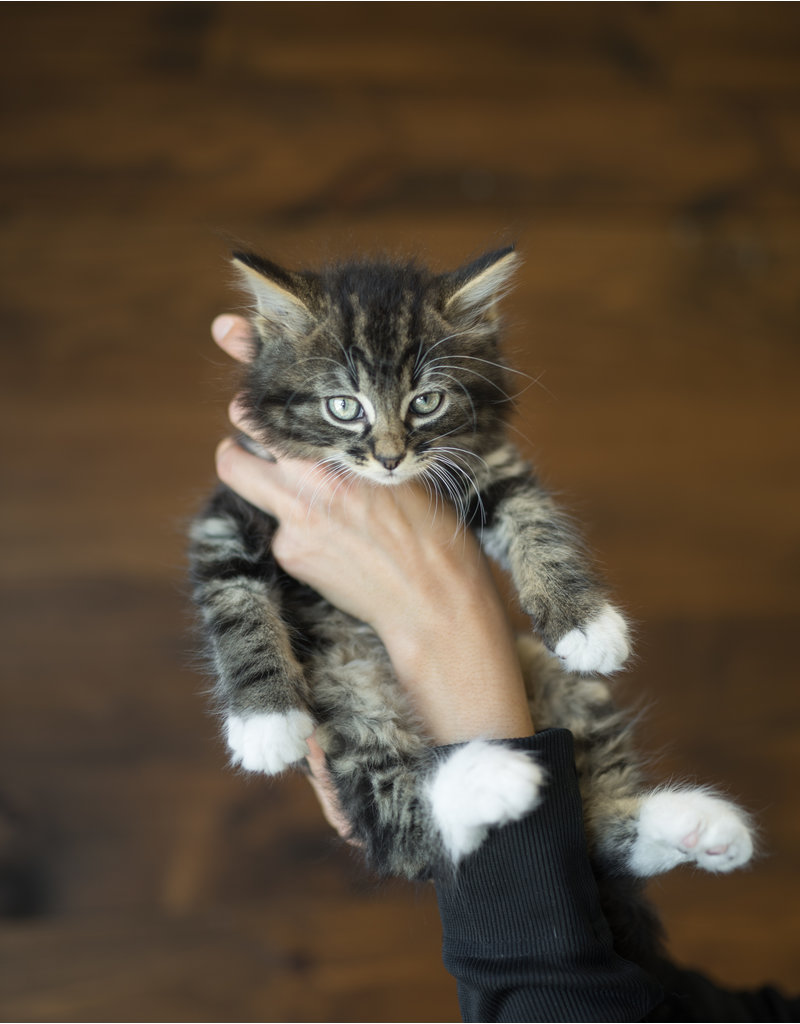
[216,366,333,519]
[306,735,358,842]
[215,437,286,516]
[215,437,330,523]
[211,314,254,363]
[228,394,259,436]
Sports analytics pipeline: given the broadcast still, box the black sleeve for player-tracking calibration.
[434,728,800,1023]
[643,961,800,1022]
[433,728,663,1022]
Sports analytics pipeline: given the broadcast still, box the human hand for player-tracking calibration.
[305,735,358,843]
[211,315,533,747]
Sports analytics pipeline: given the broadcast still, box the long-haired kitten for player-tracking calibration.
[190,247,753,960]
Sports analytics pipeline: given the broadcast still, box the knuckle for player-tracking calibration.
[272,528,304,572]
[215,439,238,481]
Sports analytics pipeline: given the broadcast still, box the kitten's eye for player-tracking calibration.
[326,396,364,422]
[410,391,444,416]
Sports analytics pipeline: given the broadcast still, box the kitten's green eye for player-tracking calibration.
[326,396,364,422]
[410,391,444,416]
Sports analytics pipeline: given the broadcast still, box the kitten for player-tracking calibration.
[190,248,753,931]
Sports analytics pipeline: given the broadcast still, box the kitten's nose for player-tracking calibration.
[376,453,404,471]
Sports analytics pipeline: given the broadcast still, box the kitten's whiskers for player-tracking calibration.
[308,456,356,519]
[424,328,480,359]
[437,353,541,403]
[424,461,469,532]
[426,359,515,405]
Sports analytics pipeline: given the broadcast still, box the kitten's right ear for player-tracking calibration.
[231,251,317,340]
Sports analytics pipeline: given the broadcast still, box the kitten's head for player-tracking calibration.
[231,247,519,496]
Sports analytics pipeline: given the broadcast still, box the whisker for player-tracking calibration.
[291,455,348,519]
[425,451,481,527]
[432,444,489,472]
[419,473,447,526]
[429,453,486,531]
[425,361,516,404]
[422,422,476,445]
[424,462,467,531]
[294,461,332,515]
[326,464,359,511]
[321,468,357,522]
[433,352,533,382]
[503,419,535,449]
[423,328,478,360]
[426,352,550,403]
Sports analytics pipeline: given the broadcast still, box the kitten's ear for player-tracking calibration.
[231,251,317,339]
[442,246,520,322]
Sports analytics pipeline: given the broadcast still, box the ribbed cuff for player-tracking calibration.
[434,728,663,1022]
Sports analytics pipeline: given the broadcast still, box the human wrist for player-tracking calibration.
[376,572,534,746]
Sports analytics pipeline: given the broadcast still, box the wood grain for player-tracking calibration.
[1,4,798,1019]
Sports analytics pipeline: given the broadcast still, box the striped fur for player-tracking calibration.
[189,249,753,961]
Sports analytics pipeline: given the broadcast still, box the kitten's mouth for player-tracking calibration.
[377,470,412,486]
[369,465,417,486]
[347,457,421,486]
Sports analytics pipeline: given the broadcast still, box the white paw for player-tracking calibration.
[427,741,544,863]
[630,789,754,877]
[225,709,314,775]
[555,603,630,675]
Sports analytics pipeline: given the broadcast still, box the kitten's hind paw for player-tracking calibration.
[427,741,544,864]
[555,603,630,675]
[630,789,754,877]
[226,709,314,775]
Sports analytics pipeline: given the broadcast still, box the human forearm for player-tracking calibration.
[435,728,663,1023]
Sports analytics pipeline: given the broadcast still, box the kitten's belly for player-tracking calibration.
[294,599,428,753]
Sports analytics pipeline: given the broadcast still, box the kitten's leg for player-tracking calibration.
[316,634,543,878]
[190,487,313,774]
[518,635,645,864]
[518,637,668,963]
[479,451,630,674]
[328,739,543,878]
[522,638,755,878]
[553,605,630,676]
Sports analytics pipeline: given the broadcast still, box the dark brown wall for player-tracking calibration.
[1,3,798,1019]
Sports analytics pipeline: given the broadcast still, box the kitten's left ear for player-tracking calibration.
[442,246,520,322]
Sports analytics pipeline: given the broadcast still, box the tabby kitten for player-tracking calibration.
[190,247,753,902]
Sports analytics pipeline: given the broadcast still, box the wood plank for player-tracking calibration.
[1,3,798,1018]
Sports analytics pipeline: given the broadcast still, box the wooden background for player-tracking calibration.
[1,3,798,1020]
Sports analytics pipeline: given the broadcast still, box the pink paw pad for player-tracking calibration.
[680,828,700,850]
[680,826,731,858]
[631,789,754,876]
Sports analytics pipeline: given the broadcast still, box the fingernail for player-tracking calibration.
[211,314,236,342]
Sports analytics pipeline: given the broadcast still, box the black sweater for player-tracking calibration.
[434,729,798,1023]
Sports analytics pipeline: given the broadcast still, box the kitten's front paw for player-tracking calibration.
[630,789,754,877]
[226,709,314,775]
[428,742,544,863]
[555,603,630,675]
